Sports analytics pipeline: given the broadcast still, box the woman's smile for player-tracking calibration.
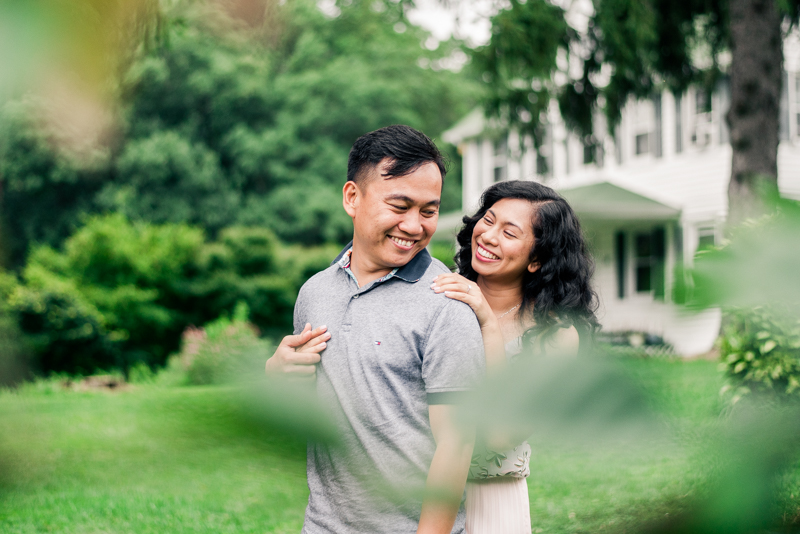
[475,243,500,262]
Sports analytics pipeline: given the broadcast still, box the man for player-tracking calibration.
[265,125,485,533]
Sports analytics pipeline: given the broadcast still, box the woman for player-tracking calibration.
[431,180,599,534]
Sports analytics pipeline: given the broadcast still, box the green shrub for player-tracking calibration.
[719,306,800,401]
[12,214,204,372]
[190,226,300,334]
[10,215,338,376]
[177,302,272,385]
[10,283,121,375]
[0,272,34,386]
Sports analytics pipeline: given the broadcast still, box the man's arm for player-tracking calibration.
[417,404,474,534]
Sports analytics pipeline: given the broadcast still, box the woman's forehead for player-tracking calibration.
[488,198,535,225]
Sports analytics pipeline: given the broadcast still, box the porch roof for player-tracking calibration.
[557,180,682,220]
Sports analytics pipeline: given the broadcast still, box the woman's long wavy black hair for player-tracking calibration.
[454,180,599,346]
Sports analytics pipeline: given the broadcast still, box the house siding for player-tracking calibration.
[442,39,800,356]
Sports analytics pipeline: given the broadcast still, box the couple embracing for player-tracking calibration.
[265,125,598,534]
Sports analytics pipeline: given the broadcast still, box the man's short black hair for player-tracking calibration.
[347,125,446,185]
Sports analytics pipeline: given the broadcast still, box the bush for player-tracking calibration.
[0,273,34,386]
[719,305,800,401]
[12,214,204,372]
[10,215,336,376]
[175,302,272,385]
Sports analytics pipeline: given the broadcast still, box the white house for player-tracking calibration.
[438,41,800,356]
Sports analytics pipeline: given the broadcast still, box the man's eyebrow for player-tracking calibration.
[487,209,523,231]
[385,194,440,207]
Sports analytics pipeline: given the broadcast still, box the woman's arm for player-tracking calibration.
[431,273,506,370]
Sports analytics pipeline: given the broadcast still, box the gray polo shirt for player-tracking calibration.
[295,244,485,534]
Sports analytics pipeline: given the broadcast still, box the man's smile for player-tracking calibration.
[388,235,417,250]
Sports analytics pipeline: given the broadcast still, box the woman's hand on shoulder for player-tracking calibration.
[431,273,496,330]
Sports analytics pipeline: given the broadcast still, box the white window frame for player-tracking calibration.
[631,99,656,158]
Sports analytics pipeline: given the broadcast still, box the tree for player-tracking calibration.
[472,0,800,226]
[1,0,478,265]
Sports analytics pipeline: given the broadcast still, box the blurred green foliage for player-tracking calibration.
[428,242,456,271]
[0,0,476,267]
[5,215,335,375]
[0,273,32,387]
[719,306,800,399]
[174,302,272,386]
[688,197,800,401]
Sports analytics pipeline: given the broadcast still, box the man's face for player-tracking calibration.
[343,158,442,272]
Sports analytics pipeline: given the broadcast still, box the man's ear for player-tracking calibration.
[527,261,540,274]
[342,181,360,218]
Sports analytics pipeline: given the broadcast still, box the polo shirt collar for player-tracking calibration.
[331,241,432,284]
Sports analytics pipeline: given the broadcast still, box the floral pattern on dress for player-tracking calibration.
[469,442,531,479]
[468,335,531,480]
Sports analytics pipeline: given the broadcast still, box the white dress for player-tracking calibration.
[465,338,532,534]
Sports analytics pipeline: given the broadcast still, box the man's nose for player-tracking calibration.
[397,210,424,236]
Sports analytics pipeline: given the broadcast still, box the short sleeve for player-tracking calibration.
[293,286,308,336]
[422,299,485,402]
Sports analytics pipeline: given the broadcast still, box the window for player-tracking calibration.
[653,94,663,157]
[634,227,666,298]
[690,88,713,147]
[631,99,656,157]
[695,90,712,114]
[675,94,683,154]
[697,226,716,251]
[493,137,507,182]
[536,154,549,176]
[635,133,650,155]
[583,139,596,164]
[635,233,653,292]
[615,231,626,299]
[795,74,800,139]
[536,124,553,179]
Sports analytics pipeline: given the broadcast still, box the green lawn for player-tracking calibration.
[0,358,794,533]
[0,385,309,533]
[525,357,728,533]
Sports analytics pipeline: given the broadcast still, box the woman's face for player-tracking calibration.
[471,198,539,284]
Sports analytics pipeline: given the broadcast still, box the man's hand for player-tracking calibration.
[265,323,330,378]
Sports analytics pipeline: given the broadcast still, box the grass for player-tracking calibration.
[0,385,309,533]
[525,357,728,533]
[0,357,796,533]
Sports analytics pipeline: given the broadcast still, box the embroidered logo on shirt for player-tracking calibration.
[374,341,382,346]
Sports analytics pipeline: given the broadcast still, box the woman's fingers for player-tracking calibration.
[296,336,330,353]
[295,326,330,353]
[432,273,469,286]
[431,281,475,295]
[297,341,327,354]
[441,288,477,307]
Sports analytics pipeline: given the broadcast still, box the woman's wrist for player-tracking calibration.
[479,316,501,336]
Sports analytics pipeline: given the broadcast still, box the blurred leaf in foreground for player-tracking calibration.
[690,196,800,309]
[645,401,800,534]
[239,376,341,447]
[460,349,661,451]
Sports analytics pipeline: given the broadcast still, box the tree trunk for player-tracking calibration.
[726,0,783,228]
